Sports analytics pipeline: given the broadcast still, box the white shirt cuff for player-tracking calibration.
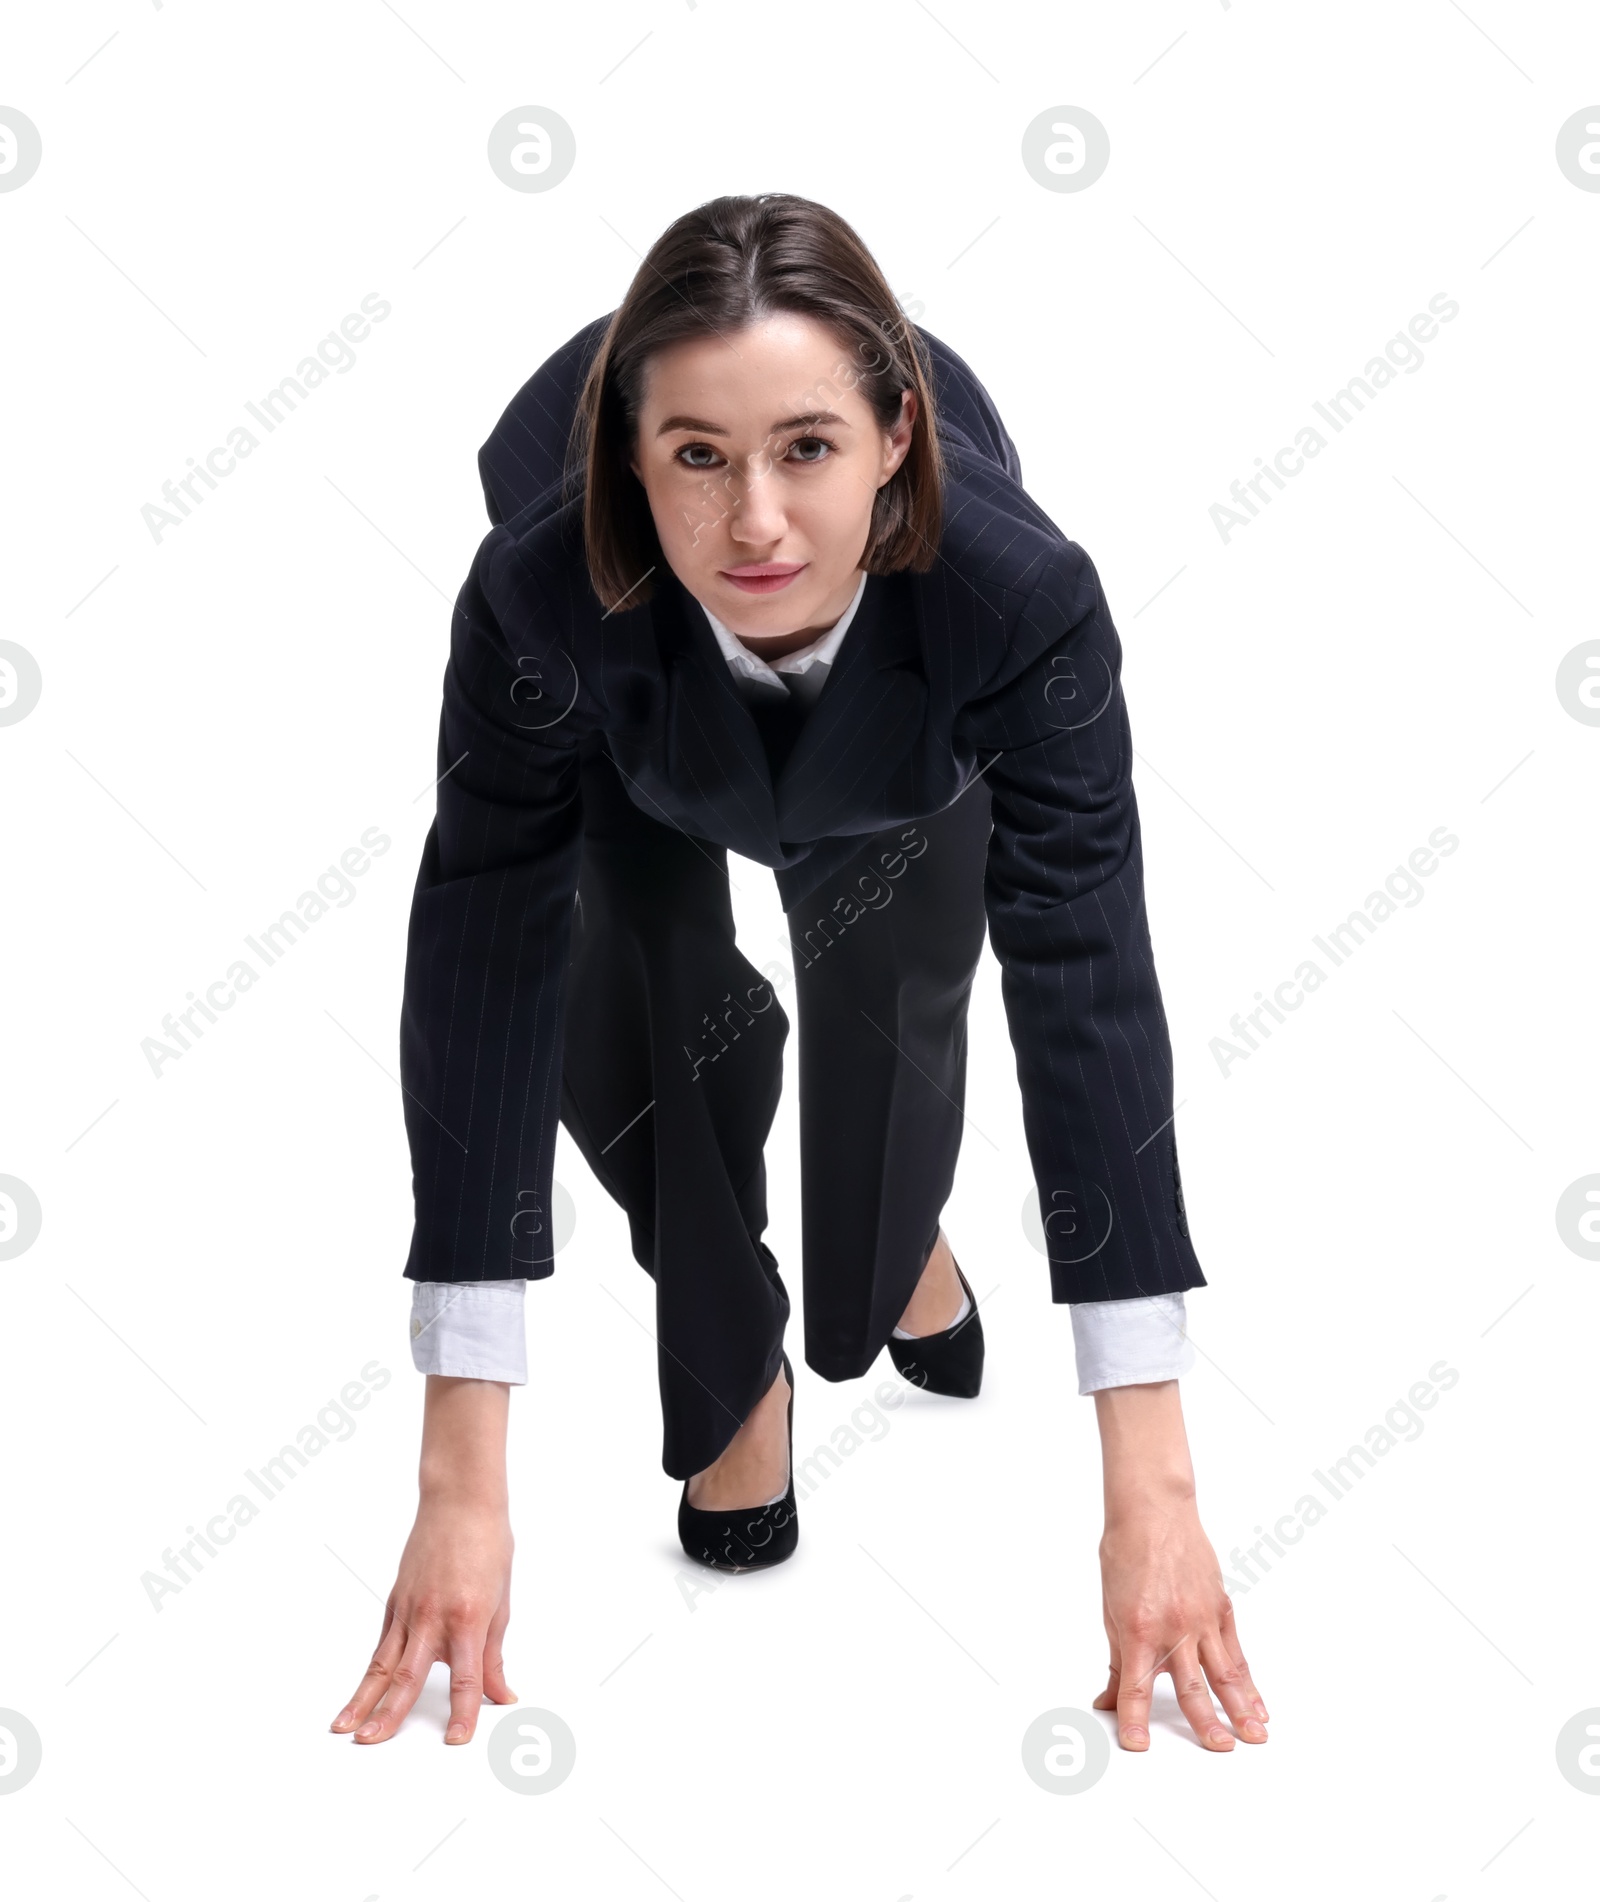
[1070,1292,1194,1394]
[409,1280,527,1384]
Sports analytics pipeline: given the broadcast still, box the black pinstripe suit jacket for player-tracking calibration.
[400,314,1206,1307]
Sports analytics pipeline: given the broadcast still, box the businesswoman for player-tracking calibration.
[331,193,1268,1758]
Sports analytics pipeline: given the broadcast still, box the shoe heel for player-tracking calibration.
[677,1351,799,1572]
[887,1256,984,1398]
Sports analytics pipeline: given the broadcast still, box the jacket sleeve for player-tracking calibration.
[962,542,1206,1306]
[399,524,585,1284]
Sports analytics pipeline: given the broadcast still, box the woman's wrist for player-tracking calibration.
[1093,1380,1197,1517]
[418,1373,511,1509]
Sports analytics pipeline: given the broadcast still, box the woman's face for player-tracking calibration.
[627,311,916,645]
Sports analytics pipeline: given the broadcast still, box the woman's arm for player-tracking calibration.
[965,542,1203,1309]
[336,521,584,1746]
[399,522,585,1286]
[964,540,1265,1749]
[1092,1381,1268,1752]
[331,1376,517,1745]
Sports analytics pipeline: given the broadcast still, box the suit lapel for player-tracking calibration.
[658,567,929,853]
[658,575,785,860]
[771,569,928,839]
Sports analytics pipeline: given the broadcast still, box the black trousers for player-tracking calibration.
[557,744,994,1479]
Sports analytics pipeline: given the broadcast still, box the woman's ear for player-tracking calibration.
[881,387,918,485]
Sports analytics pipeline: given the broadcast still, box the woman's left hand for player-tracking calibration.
[1091,1382,1270,1752]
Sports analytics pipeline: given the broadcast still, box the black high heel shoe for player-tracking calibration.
[677,1352,798,1573]
[886,1236,984,1398]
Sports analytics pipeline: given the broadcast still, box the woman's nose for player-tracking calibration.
[725,459,787,543]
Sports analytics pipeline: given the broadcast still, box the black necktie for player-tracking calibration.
[746,687,810,780]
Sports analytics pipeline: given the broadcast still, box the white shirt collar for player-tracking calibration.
[698,571,868,694]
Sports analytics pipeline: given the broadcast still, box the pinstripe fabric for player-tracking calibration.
[399,317,1206,1307]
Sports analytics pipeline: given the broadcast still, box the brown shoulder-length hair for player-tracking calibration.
[569,192,945,612]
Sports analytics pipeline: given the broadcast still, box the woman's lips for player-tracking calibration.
[719,563,807,595]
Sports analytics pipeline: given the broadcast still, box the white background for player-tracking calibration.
[3,2,1597,1896]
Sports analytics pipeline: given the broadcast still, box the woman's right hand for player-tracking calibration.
[331,1374,518,1746]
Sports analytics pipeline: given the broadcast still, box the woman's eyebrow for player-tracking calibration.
[654,409,850,437]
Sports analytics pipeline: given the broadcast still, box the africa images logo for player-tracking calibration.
[1211,826,1459,1076]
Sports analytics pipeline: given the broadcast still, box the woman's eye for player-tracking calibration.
[672,436,834,471]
